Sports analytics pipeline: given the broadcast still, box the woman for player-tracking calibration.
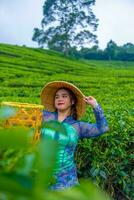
[41,81,109,190]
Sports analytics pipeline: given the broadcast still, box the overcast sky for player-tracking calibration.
[0,0,134,49]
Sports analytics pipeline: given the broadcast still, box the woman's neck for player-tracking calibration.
[57,109,71,122]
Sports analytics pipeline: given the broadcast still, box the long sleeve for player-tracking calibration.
[79,104,109,139]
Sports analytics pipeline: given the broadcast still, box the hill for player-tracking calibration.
[0,43,133,199]
[0,43,133,107]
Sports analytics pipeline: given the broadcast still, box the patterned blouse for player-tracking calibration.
[41,104,109,190]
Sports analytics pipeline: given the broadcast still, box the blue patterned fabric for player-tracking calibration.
[41,104,109,190]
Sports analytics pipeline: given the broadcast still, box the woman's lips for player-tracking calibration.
[57,103,64,105]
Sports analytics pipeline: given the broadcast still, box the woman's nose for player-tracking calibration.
[58,97,64,101]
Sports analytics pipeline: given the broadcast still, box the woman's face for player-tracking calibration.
[54,89,73,112]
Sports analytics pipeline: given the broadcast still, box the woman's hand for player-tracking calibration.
[83,96,98,108]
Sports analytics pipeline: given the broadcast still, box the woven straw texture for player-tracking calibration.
[1,102,44,142]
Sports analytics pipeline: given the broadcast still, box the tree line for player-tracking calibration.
[68,40,134,61]
[32,0,134,61]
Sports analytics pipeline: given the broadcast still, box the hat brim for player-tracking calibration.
[41,81,86,119]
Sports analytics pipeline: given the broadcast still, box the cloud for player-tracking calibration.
[93,0,134,48]
[0,0,134,49]
[0,0,44,46]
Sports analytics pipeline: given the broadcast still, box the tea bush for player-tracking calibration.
[0,43,133,199]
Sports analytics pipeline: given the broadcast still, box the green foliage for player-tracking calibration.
[0,43,133,199]
[0,106,17,119]
[69,41,134,61]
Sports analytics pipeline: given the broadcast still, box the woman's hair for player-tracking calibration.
[55,87,78,119]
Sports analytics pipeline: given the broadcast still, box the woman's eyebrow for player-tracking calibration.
[62,93,68,95]
[55,93,68,97]
[55,93,68,96]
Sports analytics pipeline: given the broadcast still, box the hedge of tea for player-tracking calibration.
[0,43,133,200]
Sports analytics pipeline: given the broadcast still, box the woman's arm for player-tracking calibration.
[79,96,109,138]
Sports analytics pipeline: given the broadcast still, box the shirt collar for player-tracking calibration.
[54,112,76,124]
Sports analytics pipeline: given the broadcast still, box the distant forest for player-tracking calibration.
[67,40,134,61]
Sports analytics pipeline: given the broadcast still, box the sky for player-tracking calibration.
[0,0,134,49]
